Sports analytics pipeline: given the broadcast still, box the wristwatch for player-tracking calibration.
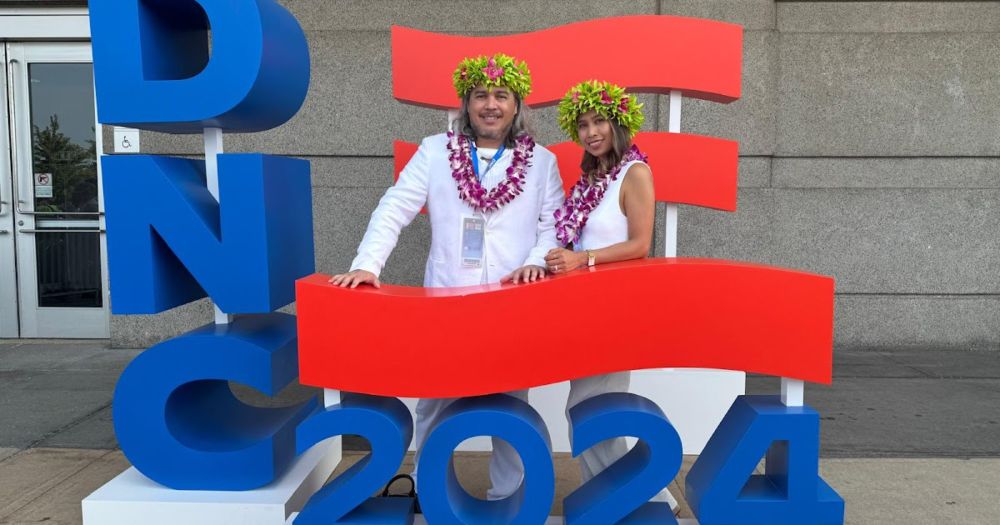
[587,250,596,267]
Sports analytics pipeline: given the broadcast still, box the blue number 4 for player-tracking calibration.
[686,395,845,525]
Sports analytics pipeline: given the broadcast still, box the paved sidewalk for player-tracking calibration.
[1,449,998,524]
[1,340,999,523]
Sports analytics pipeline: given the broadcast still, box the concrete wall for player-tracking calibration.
[108,1,1000,351]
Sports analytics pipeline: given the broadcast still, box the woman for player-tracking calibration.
[546,80,680,512]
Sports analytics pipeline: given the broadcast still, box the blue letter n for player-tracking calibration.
[103,154,314,314]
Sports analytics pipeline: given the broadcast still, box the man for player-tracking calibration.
[330,53,563,500]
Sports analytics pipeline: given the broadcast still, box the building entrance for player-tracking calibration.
[0,41,109,338]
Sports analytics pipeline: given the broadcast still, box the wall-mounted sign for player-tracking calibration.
[113,126,140,154]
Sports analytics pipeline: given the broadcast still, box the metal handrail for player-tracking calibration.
[6,58,21,212]
[18,228,105,234]
[17,209,104,217]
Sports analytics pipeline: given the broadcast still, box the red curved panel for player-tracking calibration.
[392,16,743,109]
[296,259,834,398]
[550,132,738,211]
[394,133,738,211]
[393,141,418,181]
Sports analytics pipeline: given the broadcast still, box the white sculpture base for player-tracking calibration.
[286,514,699,524]
[82,437,341,525]
[412,517,697,525]
[403,369,745,455]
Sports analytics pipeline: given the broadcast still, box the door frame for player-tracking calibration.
[0,43,17,338]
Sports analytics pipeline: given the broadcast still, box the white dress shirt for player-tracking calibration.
[350,133,564,287]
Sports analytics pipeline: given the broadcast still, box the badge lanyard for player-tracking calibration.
[464,143,504,270]
[470,143,506,181]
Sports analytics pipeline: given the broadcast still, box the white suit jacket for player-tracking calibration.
[350,133,564,287]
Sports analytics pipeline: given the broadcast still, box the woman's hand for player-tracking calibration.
[329,269,380,289]
[544,248,587,274]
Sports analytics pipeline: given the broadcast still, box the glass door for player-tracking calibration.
[6,42,109,338]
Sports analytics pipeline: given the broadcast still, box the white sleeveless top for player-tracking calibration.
[576,160,647,251]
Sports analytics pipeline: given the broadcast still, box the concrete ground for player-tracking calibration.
[1,340,999,523]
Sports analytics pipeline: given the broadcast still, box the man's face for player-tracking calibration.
[467,85,517,144]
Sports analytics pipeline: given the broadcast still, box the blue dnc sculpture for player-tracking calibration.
[92,0,317,491]
[91,1,845,523]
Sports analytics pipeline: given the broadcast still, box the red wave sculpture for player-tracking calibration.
[549,132,737,210]
[297,259,834,399]
[394,132,738,212]
[392,16,743,109]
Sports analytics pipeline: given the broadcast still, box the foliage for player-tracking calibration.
[557,80,644,144]
[452,53,532,99]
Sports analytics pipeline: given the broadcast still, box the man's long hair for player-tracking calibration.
[453,91,532,148]
[580,118,632,183]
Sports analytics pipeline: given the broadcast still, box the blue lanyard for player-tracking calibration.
[470,143,506,181]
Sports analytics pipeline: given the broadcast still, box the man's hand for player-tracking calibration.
[544,248,587,274]
[329,269,380,289]
[501,265,547,284]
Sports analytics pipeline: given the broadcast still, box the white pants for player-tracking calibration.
[412,390,528,501]
[567,372,679,510]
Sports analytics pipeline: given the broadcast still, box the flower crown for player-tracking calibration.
[453,54,532,100]
[557,80,644,144]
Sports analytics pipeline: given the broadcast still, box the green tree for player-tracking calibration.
[31,114,97,214]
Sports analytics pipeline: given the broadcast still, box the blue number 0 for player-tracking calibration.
[417,394,556,525]
[295,394,416,525]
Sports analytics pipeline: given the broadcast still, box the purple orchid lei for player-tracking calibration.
[446,130,535,213]
[554,144,648,246]
[482,57,504,81]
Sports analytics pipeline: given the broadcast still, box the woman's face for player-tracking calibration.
[577,110,614,158]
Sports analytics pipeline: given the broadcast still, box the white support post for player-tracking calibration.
[323,389,341,409]
[638,89,746,454]
[204,127,224,200]
[204,127,232,326]
[781,378,805,407]
[664,90,682,257]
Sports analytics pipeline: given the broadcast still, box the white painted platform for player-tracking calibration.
[285,512,698,525]
[403,369,744,455]
[287,513,698,524]
[82,437,341,525]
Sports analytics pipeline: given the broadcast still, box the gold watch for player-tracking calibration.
[587,250,596,267]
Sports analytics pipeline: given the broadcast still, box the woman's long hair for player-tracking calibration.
[580,118,632,184]
[452,91,533,148]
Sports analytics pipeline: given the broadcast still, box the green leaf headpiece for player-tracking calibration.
[557,80,644,144]
[453,54,532,100]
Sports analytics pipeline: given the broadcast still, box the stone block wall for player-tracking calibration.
[108,1,1000,351]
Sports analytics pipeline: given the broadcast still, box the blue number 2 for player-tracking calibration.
[295,394,416,525]
[564,392,683,525]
